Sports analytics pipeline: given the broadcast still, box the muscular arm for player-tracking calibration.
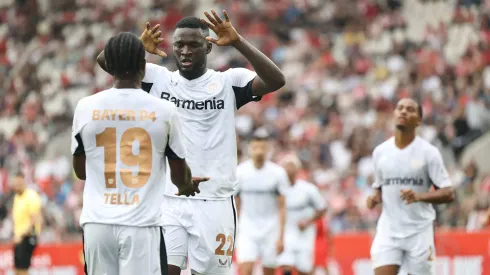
[233,37,286,96]
[73,155,86,180]
[167,158,192,189]
[277,195,286,241]
[416,187,454,204]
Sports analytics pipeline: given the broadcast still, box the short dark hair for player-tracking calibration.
[104,32,145,79]
[175,16,210,36]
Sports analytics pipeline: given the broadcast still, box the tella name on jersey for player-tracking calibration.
[104,193,140,205]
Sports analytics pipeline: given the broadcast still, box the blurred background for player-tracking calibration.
[1,0,490,274]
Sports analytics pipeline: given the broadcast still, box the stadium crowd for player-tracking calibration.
[0,0,490,243]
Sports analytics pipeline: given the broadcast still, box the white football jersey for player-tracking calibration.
[372,136,451,238]
[283,179,325,250]
[142,63,260,200]
[71,88,186,227]
[236,160,290,238]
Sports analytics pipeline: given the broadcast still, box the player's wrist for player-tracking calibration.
[414,192,425,202]
[231,35,245,48]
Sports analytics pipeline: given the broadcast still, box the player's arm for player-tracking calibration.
[276,169,290,251]
[298,185,327,230]
[71,103,86,180]
[201,10,285,96]
[167,158,193,190]
[367,149,382,209]
[166,108,208,196]
[401,149,455,204]
[307,186,327,225]
[276,194,286,253]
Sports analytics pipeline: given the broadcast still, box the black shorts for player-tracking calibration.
[14,235,37,269]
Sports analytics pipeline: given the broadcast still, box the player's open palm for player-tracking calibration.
[200,10,240,46]
[140,22,167,58]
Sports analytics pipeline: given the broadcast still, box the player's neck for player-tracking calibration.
[394,130,416,149]
[113,79,142,89]
[288,176,296,185]
[252,159,265,169]
[179,68,207,80]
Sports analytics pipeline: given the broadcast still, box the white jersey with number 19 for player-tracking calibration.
[71,88,186,227]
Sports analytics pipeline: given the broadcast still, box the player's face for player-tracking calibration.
[248,140,268,162]
[394,98,421,131]
[11,176,25,194]
[172,28,210,76]
[282,162,297,179]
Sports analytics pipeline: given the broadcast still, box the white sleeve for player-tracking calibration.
[236,165,243,195]
[371,148,383,189]
[165,107,187,160]
[71,101,85,156]
[276,168,290,196]
[428,148,452,188]
[225,68,260,109]
[309,185,326,211]
[142,63,169,93]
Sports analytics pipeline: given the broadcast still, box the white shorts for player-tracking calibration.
[371,225,436,275]
[162,196,237,275]
[277,248,314,273]
[277,228,315,273]
[236,232,278,268]
[82,223,166,275]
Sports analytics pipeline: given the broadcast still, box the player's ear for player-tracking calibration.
[206,42,212,54]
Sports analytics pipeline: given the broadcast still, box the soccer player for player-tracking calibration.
[72,32,206,275]
[11,172,42,275]
[96,9,285,275]
[235,130,289,275]
[366,98,455,275]
[278,155,326,275]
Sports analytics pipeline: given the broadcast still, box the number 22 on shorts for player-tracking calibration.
[215,234,233,256]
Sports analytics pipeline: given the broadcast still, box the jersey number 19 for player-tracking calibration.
[96,127,153,189]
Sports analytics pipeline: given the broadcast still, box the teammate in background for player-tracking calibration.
[11,172,42,275]
[278,155,326,275]
[97,9,285,275]
[73,32,206,275]
[366,98,454,275]
[235,129,289,275]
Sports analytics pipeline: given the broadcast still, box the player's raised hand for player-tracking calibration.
[400,189,419,204]
[200,10,240,46]
[140,22,167,58]
[366,194,381,209]
[176,177,210,197]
